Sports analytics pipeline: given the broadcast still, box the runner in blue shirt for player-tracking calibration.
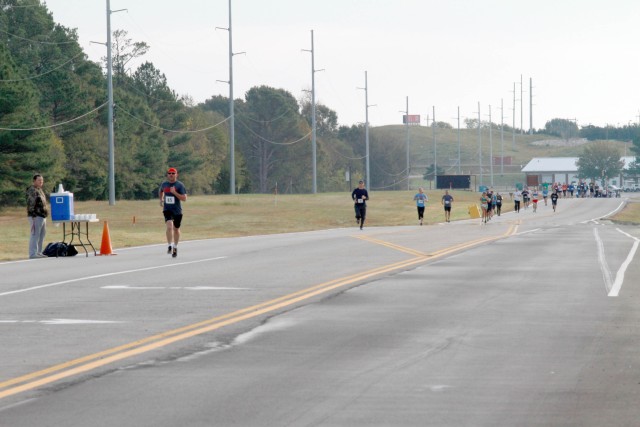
[413,187,428,225]
[441,190,454,222]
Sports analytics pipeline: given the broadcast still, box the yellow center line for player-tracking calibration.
[354,235,429,257]
[0,224,517,400]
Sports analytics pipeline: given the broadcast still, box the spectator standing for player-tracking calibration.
[26,174,48,259]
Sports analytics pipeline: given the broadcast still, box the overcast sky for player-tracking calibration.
[44,0,640,129]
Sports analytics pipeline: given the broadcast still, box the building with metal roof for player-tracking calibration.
[521,156,636,187]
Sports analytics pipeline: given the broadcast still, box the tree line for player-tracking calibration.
[3,2,638,209]
[2,1,406,209]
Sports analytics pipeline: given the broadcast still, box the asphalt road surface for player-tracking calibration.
[1,195,639,427]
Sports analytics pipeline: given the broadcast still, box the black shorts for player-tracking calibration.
[444,206,451,212]
[163,211,183,228]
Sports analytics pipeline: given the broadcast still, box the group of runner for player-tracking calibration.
[351,182,564,230]
[513,186,560,214]
[410,188,455,225]
[479,188,504,223]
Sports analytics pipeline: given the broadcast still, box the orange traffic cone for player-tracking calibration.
[98,221,117,256]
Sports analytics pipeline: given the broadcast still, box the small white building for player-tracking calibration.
[521,156,636,187]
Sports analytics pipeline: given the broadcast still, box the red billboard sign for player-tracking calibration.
[402,114,421,125]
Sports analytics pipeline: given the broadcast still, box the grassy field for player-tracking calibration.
[3,190,639,262]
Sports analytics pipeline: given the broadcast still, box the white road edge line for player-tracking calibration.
[580,200,627,224]
[608,229,640,297]
[593,228,613,294]
[0,257,227,298]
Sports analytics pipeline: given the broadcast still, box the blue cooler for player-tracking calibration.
[50,192,74,221]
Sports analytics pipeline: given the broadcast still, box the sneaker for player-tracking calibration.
[172,247,178,258]
[167,245,172,254]
[36,253,47,258]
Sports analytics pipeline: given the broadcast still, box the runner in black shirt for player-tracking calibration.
[550,191,559,212]
[351,180,369,230]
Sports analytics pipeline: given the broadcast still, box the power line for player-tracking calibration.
[0,100,108,131]
[236,117,311,145]
[117,107,230,133]
[0,28,78,45]
[0,51,85,82]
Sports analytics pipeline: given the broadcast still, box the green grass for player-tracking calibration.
[4,190,639,262]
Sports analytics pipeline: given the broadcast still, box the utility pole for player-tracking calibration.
[357,72,372,188]
[400,97,410,190]
[489,105,493,186]
[103,1,125,205]
[216,0,243,194]
[457,106,461,174]
[478,102,482,186]
[529,77,533,135]
[227,0,235,195]
[512,82,516,150]
[433,106,437,189]
[302,30,323,193]
[500,98,504,175]
[520,74,524,135]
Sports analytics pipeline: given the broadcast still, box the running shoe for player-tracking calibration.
[172,247,177,258]
[167,245,172,254]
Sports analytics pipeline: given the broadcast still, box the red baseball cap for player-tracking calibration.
[167,167,177,173]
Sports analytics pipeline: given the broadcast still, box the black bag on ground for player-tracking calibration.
[43,242,78,257]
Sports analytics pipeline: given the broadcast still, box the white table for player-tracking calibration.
[52,219,100,257]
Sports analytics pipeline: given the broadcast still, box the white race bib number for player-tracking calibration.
[357,199,364,204]
[165,196,175,204]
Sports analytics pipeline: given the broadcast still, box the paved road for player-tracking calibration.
[1,196,639,426]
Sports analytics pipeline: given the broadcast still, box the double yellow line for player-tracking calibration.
[0,224,516,400]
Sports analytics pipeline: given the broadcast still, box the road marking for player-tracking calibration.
[513,228,540,236]
[594,228,613,294]
[354,235,428,257]
[0,257,227,298]
[608,228,640,297]
[0,226,516,400]
[101,286,250,291]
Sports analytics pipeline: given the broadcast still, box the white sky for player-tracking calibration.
[44,0,640,129]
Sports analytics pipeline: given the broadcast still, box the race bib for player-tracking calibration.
[357,199,364,204]
[165,196,175,204]
[418,200,424,206]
